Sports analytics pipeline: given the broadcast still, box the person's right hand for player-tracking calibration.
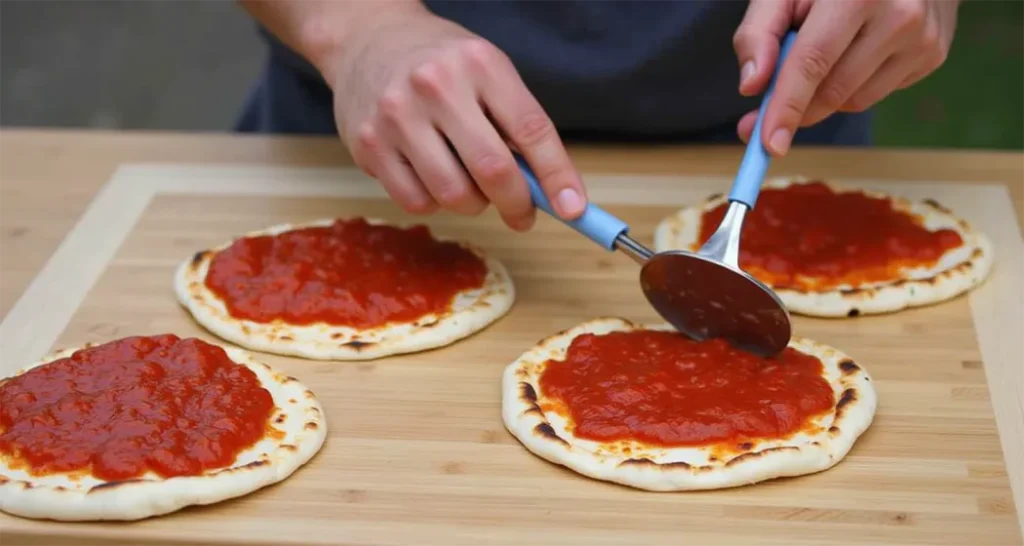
[322,7,587,231]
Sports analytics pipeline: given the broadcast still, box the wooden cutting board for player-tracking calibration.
[1,164,1021,546]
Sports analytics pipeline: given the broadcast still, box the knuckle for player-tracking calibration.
[458,38,501,74]
[409,62,449,100]
[354,122,381,155]
[892,0,927,31]
[377,88,410,121]
[816,81,849,111]
[797,45,833,83]
[472,154,516,185]
[350,124,382,176]
[920,27,945,66]
[435,180,473,207]
[780,94,809,120]
[512,110,555,147]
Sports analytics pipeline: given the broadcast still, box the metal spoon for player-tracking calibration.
[517,30,798,357]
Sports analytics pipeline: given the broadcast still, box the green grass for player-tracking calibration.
[872,0,1023,150]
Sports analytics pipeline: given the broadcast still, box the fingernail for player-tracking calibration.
[740,61,756,86]
[769,128,792,155]
[556,188,585,216]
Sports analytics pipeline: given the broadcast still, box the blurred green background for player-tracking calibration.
[873,0,1023,149]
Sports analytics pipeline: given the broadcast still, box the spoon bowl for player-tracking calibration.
[640,250,790,356]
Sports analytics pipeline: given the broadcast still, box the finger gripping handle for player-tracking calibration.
[515,155,627,251]
[729,29,798,208]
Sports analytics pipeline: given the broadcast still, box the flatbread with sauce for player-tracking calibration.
[0,335,326,521]
[175,217,515,360]
[502,317,877,491]
[653,177,994,317]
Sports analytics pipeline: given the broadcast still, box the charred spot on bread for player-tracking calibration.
[519,382,538,404]
[619,458,694,470]
[725,446,800,467]
[836,388,857,412]
[190,250,209,267]
[533,423,569,447]
[838,360,860,374]
[922,198,953,214]
[89,479,145,493]
[619,458,657,467]
[847,308,860,317]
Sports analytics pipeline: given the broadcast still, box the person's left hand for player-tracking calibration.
[733,0,960,155]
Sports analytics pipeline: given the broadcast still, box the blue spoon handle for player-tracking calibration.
[515,155,628,251]
[728,29,798,208]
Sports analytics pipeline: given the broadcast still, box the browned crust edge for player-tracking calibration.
[514,321,870,474]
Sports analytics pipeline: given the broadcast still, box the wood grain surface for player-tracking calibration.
[0,155,1021,545]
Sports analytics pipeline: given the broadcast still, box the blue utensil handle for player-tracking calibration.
[728,29,799,208]
[515,155,628,251]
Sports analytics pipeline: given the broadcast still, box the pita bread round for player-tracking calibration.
[653,177,994,317]
[502,317,877,492]
[0,341,326,521]
[175,218,515,360]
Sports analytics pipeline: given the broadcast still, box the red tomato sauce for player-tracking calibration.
[538,330,835,447]
[0,335,274,481]
[697,182,964,290]
[204,218,488,328]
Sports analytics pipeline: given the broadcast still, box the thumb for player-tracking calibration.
[733,0,794,97]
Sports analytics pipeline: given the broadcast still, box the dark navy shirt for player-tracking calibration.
[237,0,871,145]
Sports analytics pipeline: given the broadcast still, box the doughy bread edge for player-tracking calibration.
[653,177,994,317]
[0,342,327,521]
[502,317,877,491]
[175,218,516,360]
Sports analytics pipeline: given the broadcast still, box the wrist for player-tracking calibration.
[301,1,428,83]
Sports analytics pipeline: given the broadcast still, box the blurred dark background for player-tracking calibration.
[1,0,1021,149]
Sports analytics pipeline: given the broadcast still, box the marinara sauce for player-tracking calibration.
[538,330,835,447]
[204,218,488,327]
[0,335,274,481]
[698,182,963,290]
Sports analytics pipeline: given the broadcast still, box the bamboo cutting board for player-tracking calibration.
[0,164,1021,546]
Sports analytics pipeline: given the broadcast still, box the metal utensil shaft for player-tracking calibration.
[614,234,654,265]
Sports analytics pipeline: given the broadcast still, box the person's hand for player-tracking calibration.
[322,6,587,231]
[733,0,960,155]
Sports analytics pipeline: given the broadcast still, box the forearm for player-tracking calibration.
[238,0,425,75]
